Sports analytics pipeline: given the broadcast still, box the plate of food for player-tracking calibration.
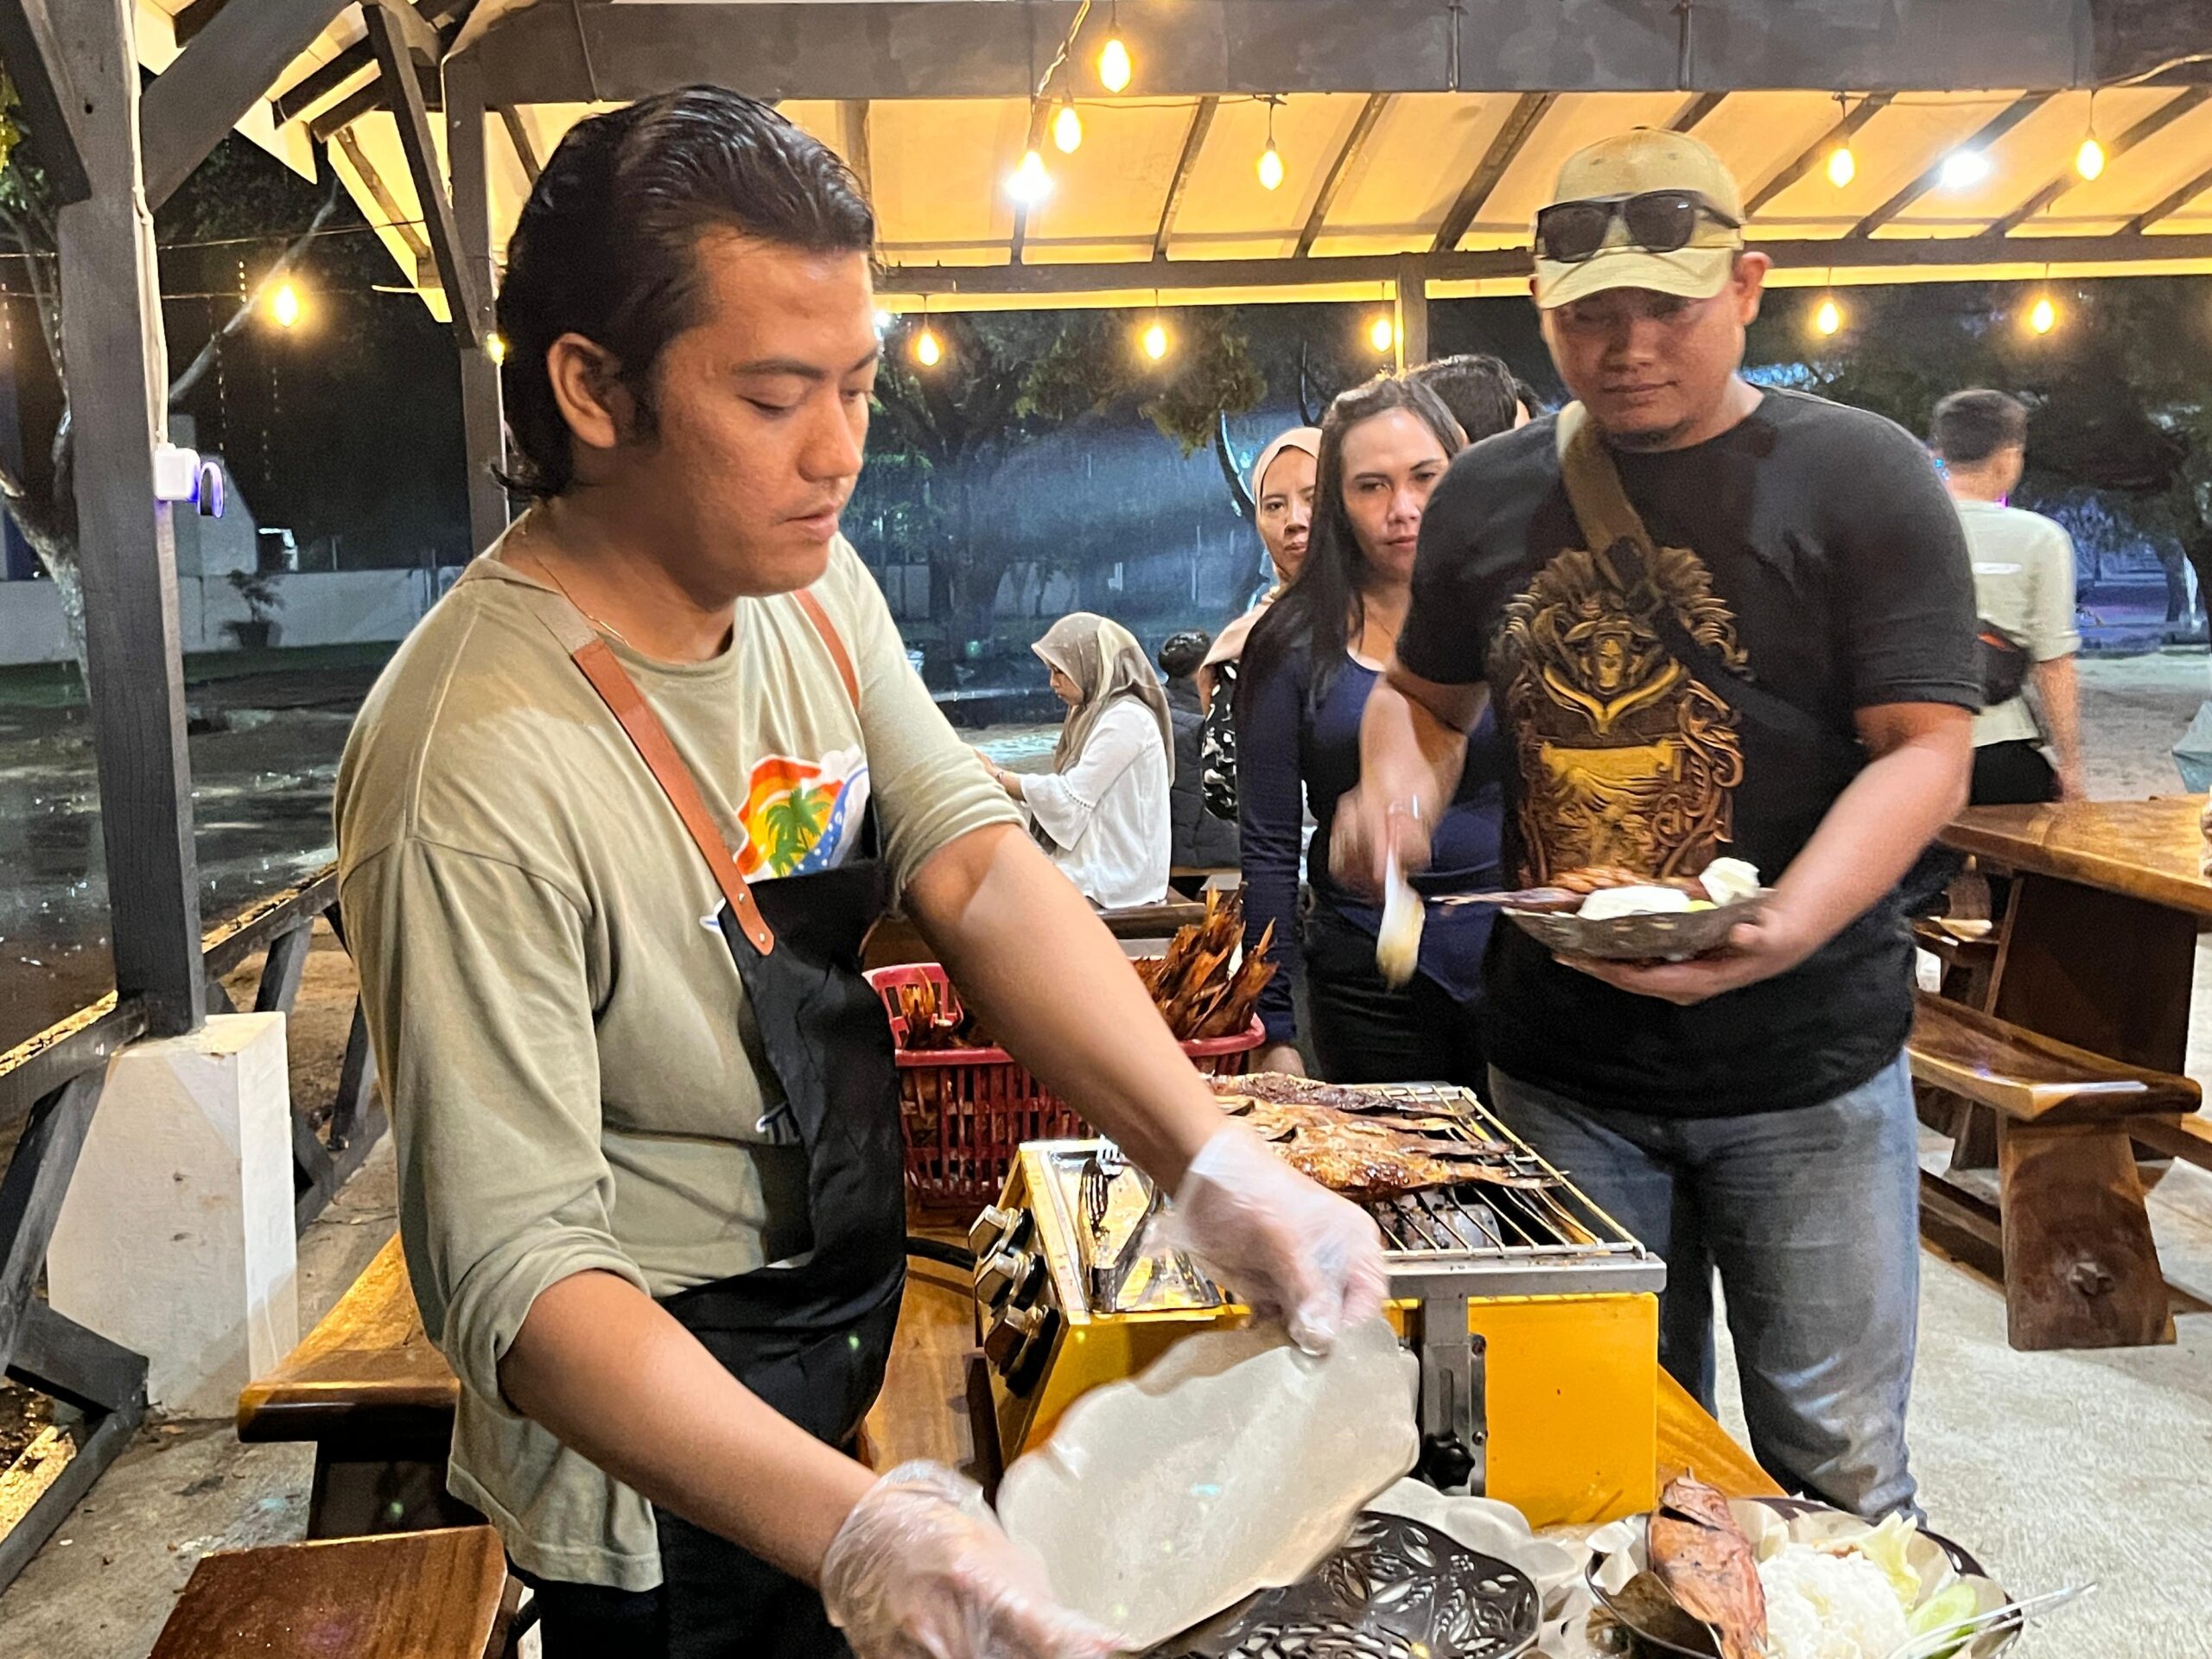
[1441,858,1768,963]
[1586,1477,2014,1659]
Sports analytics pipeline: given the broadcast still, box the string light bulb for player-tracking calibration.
[269,280,302,328]
[1827,143,1856,188]
[1053,99,1084,155]
[1008,147,1053,205]
[1097,27,1131,93]
[1141,319,1168,360]
[2028,294,2057,334]
[1939,149,1990,190]
[1368,314,1396,353]
[914,326,943,367]
[2075,134,2106,180]
[1814,295,1842,336]
[1257,97,1285,191]
[485,331,507,365]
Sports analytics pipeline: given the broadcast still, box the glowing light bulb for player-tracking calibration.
[1141,320,1168,360]
[485,331,507,365]
[1257,138,1285,192]
[2076,135,2106,180]
[1368,314,1396,353]
[1814,296,1842,336]
[2028,295,2057,334]
[1053,102,1084,154]
[1097,34,1131,93]
[1008,148,1053,206]
[914,327,943,366]
[1827,144,1856,188]
[269,281,302,328]
[1939,149,1990,190]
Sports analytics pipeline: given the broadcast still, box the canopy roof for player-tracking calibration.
[135,0,2212,314]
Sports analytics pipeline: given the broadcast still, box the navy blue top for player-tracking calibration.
[1236,637,1509,1045]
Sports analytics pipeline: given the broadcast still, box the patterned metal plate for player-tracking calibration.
[1503,891,1771,963]
[1154,1512,1541,1658]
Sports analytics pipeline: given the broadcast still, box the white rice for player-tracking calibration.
[1758,1542,1911,1659]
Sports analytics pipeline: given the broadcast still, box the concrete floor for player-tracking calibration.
[4,656,2212,1656]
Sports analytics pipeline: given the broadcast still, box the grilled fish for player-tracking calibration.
[1275,1140,1548,1203]
[1647,1474,1768,1659]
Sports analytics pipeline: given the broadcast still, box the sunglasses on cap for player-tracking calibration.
[1533,190,1743,265]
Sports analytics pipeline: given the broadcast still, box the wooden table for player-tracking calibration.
[1935,798,2212,1347]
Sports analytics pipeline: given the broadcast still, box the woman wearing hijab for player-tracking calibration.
[979,613,1173,909]
[1197,426,1322,713]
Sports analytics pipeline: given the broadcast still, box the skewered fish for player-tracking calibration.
[1647,1474,1768,1659]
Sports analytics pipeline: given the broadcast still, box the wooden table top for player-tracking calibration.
[1942,796,2212,919]
[150,1526,506,1659]
[236,1233,457,1441]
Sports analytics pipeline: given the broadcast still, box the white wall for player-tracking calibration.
[0,567,446,666]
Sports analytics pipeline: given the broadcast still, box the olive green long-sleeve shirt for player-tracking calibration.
[335,537,1016,1590]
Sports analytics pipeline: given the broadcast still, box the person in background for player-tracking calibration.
[1930,388,2085,804]
[1236,377,1510,1083]
[1339,130,1977,1519]
[1197,427,1321,713]
[1159,630,1241,870]
[1408,353,1529,442]
[980,613,1173,909]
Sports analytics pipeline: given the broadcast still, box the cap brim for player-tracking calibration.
[1534,245,1735,309]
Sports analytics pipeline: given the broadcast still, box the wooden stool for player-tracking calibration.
[1909,993,2198,1351]
[150,1526,512,1659]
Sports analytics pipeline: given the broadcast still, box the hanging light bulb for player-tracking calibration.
[1939,149,1991,190]
[485,331,507,365]
[1368,314,1396,353]
[1141,319,1168,360]
[914,326,943,367]
[1008,147,1053,206]
[1827,143,1857,188]
[2075,134,2106,180]
[269,280,302,328]
[2028,294,2057,334]
[1097,33,1132,93]
[1258,137,1285,192]
[1053,99,1084,155]
[1814,296,1843,336]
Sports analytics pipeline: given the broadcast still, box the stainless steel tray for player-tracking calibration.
[1504,890,1770,963]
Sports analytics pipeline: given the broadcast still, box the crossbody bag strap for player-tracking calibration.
[1553,404,1859,767]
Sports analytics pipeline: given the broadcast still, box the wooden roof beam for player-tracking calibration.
[365,0,485,344]
[1007,99,1052,267]
[0,0,92,202]
[142,0,356,206]
[1744,94,1893,217]
[1669,92,1726,134]
[1985,87,2212,238]
[334,127,431,263]
[1154,97,1219,258]
[1296,92,1389,258]
[2126,158,2212,233]
[499,105,543,183]
[1431,92,1554,255]
[1849,92,2051,239]
[837,100,872,204]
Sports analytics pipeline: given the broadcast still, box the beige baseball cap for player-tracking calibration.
[1532,130,1746,310]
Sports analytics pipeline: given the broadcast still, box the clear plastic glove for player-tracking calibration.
[820,1460,1125,1659]
[1154,1124,1390,1356]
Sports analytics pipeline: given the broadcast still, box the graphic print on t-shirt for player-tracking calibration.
[734,747,872,878]
[1496,539,1745,880]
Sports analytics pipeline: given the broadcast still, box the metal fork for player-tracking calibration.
[1880,1582,2094,1659]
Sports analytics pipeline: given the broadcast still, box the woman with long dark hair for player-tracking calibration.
[1236,375,1510,1084]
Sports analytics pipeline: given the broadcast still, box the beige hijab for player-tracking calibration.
[1033,613,1174,782]
[1202,425,1324,673]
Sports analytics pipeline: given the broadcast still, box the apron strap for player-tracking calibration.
[495,558,868,958]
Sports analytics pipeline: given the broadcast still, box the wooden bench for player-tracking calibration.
[238,1233,467,1537]
[151,1526,514,1659]
[1908,993,2199,1351]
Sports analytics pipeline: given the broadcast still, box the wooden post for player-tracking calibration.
[54,0,205,1035]
[1394,254,1430,373]
[445,56,511,553]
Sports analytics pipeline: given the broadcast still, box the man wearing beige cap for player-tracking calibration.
[1339,130,1979,1517]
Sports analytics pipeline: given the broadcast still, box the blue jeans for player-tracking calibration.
[1486,1055,1920,1518]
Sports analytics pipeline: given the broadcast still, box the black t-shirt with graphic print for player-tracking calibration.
[1396,387,1979,1117]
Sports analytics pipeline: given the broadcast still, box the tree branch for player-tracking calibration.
[168,172,342,408]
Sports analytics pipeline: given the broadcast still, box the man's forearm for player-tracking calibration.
[2035,654,2083,790]
[1361,673,1477,833]
[906,823,1224,1191]
[501,1270,874,1583]
[1772,723,1970,948]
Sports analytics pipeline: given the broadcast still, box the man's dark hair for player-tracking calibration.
[1930,389,2029,467]
[1407,353,1521,447]
[497,86,875,497]
[1158,630,1211,681]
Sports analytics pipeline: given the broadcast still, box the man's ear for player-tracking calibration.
[1732,251,1772,325]
[545,333,636,458]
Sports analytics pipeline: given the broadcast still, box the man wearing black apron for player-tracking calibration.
[338,90,1388,1658]
[1337,131,1979,1522]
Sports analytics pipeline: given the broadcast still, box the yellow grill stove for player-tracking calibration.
[968,1083,1666,1528]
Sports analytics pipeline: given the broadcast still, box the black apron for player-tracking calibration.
[517,573,907,1657]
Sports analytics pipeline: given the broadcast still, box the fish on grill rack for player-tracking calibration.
[1211,1078,1545,1201]
[1274,1139,1549,1204]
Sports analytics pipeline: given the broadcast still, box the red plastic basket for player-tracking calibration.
[867,962,1263,1208]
